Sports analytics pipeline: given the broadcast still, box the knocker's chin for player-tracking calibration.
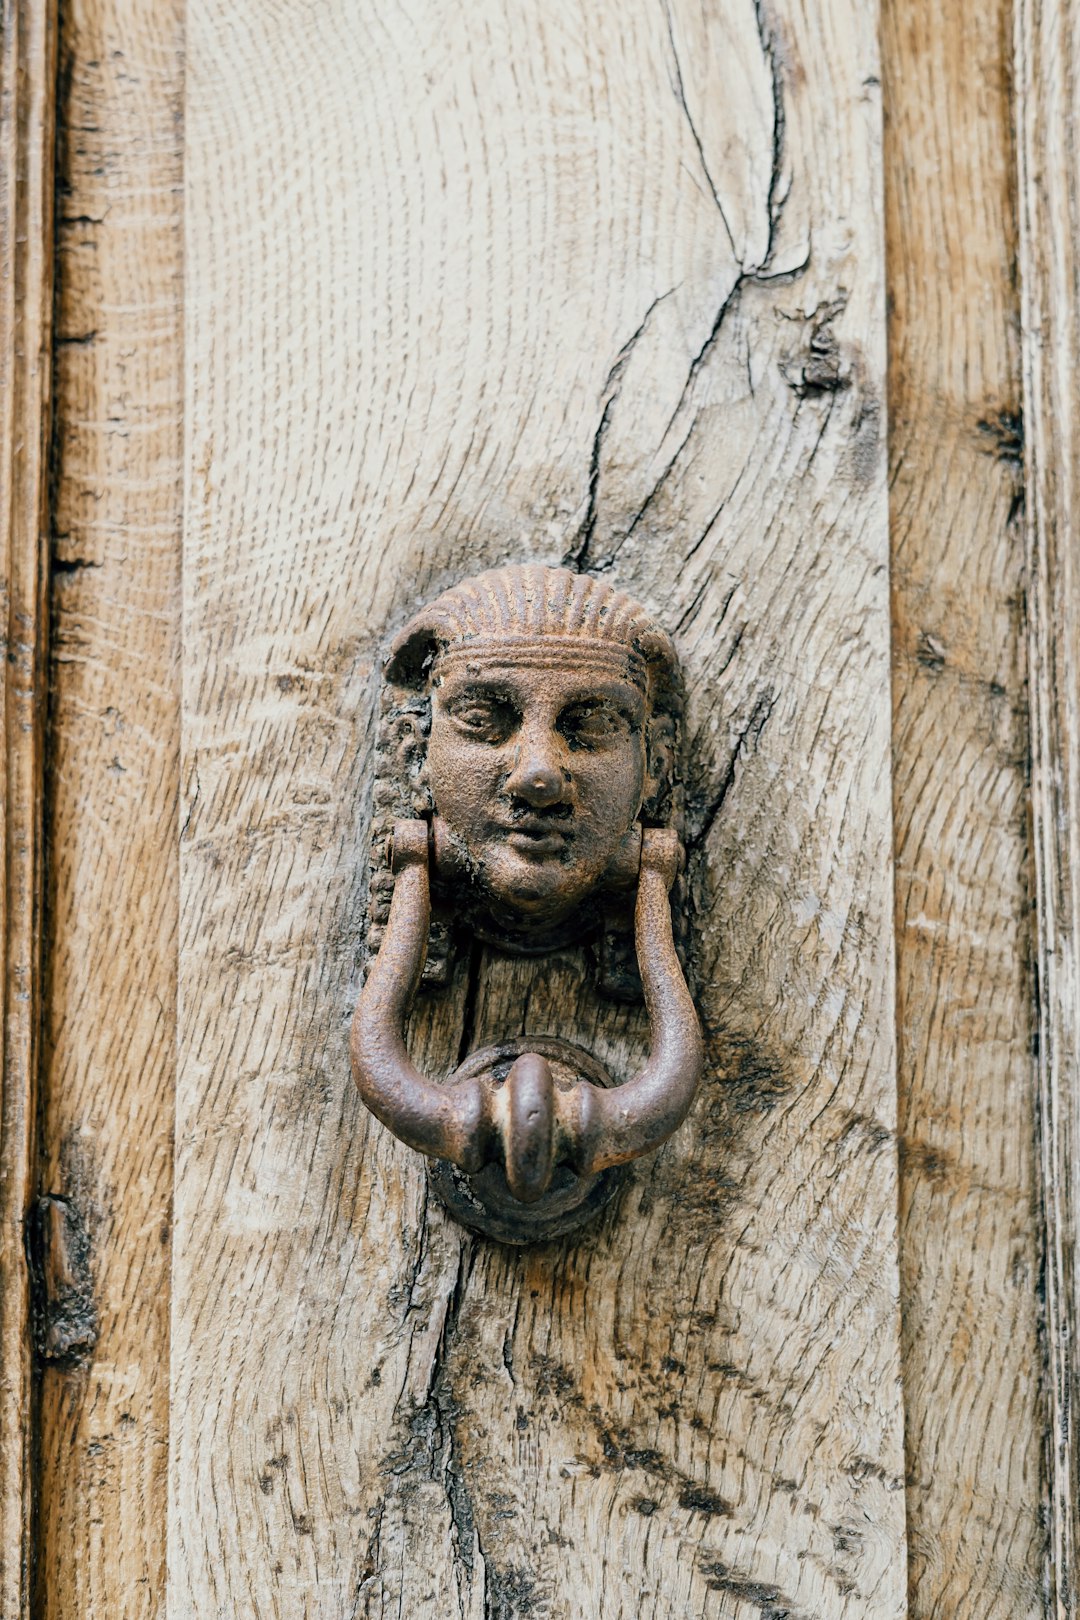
[475,845,598,927]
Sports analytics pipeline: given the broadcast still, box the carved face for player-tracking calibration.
[427,648,647,926]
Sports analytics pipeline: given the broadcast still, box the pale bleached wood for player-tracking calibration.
[0,2,57,1614]
[34,0,184,1614]
[1016,0,1080,1609]
[174,3,904,1616]
[881,0,1050,1613]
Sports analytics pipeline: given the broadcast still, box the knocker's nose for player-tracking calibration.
[505,742,565,807]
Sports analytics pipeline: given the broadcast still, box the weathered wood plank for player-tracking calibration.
[881,0,1050,1612]
[174,3,904,1616]
[33,0,184,1613]
[0,2,58,1613]
[1016,0,1080,1609]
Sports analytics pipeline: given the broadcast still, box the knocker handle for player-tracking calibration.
[350,819,704,1219]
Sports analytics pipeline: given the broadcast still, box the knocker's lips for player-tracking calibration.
[494,809,573,858]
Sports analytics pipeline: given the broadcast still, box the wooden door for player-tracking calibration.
[2,0,1077,1615]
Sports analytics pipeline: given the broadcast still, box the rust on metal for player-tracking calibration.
[351,564,705,1241]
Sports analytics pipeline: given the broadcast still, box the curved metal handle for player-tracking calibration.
[350,820,704,1203]
[564,829,705,1175]
[350,821,487,1174]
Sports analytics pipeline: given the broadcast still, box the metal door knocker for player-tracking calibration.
[351,564,704,1241]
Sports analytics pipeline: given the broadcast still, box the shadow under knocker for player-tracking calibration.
[351,564,705,1243]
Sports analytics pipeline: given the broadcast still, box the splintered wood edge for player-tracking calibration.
[1015,0,1080,1606]
[0,1,58,1615]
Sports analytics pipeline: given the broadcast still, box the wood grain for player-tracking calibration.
[881,0,1050,1613]
[175,3,905,1616]
[1015,0,1080,1609]
[35,0,184,1613]
[0,2,58,1614]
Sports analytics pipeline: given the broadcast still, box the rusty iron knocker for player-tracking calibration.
[352,564,705,1242]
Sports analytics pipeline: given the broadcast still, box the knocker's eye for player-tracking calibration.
[558,700,630,751]
[447,693,518,745]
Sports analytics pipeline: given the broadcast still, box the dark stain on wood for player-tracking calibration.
[26,1194,99,1363]
[677,1482,734,1517]
[700,1030,795,1119]
[484,1563,541,1618]
[975,405,1024,465]
[699,1559,804,1618]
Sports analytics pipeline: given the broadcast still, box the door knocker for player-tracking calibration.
[351,564,704,1241]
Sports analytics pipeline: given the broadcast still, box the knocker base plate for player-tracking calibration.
[427,1037,628,1244]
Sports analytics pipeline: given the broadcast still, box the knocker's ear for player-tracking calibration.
[384,617,441,690]
[641,666,682,826]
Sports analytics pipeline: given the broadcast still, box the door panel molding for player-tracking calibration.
[882,0,1048,1610]
[33,0,185,1614]
[1016,0,1080,1608]
[0,3,58,1615]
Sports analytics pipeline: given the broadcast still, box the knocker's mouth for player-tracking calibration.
[495,809,574,859]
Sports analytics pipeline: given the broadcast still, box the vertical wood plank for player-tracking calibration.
[0,2,57,1613]
[881,0,1050,1612]
[1016,0,1080,1609]
[34,0,184,1613]
[175,3,905,1616]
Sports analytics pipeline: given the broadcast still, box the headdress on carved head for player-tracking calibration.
[385,564,677,694]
